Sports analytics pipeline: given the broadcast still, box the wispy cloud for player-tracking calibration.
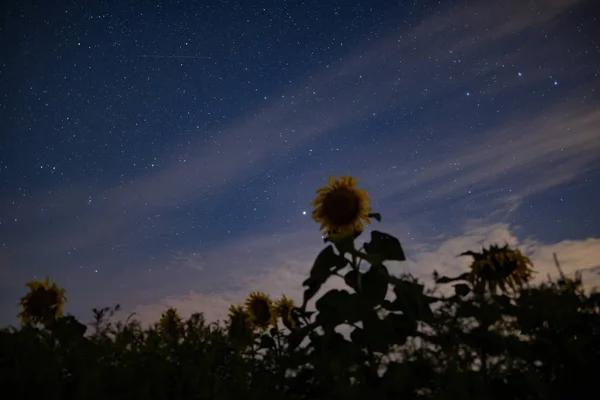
[170,251,205,272]
[4,0,588,260]
[361,103,600,217]
[2,0,596,326]
[128,221,600,326]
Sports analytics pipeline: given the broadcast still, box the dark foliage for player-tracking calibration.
[2,230,599,400]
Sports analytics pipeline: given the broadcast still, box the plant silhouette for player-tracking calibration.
[1,175,599,400]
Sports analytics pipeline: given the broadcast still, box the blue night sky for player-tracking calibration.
[1,0,599,326]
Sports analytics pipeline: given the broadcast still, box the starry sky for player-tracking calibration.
[1,0,599,326]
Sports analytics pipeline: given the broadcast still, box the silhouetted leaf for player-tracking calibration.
[435,272,470,284]
[350,326,366,346]
[287,326,310,350]
[361,311,390,352]
[315,289,362,326]
[258,334,275,349]
[391,280,433,322]
[361,264,389,307]
[51,315,87,343]
[368,213,381,222]
[344,269,360,291]
[454,283,471,297]
[364,231,406,262]
[301,246,348,309]
[383,312,415,346]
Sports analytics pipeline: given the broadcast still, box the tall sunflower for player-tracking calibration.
[18,276,66,327]
[273,295,298,331]
[244,291,276,331]
[227,304,254,349]
[461,244,534,294]
[311,175,372,239]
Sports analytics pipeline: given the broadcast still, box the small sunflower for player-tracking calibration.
[274,295,298,331]
[462,244,534,294]
[244,291,276,331]
[311,175,372,239]
[227,304,254,349]
[158,307,184,338]
[18,276,66,327]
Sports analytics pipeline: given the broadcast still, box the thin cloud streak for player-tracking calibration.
[364,103,600,213]
[4,0,586,258]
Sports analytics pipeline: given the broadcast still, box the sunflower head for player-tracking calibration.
[18,276,67,328]
[273,295,298,331]
[158,307,184,339]
[227,304,254,349]
[244,291,276,331]
[311,175,372,240]
[463,244,534,294]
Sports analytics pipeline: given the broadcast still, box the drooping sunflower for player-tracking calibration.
[18,276,67,327]
[244,291,276,331]
[227,304,254,349]
[311,175,372,239]
[158,307,184,338]
[461,244,534,294]
[273,295,298,331]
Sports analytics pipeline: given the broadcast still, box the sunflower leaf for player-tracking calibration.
[315,289,362,326]
[364,231,406,262]
[301,246,348,309]
[360,309,392,352]
[350,326,366,345]
[368,212,381,222]
[382,312,415,346]
[258,334,275,349]
[360,264,389,307]
[51,315,87,342]
[454,283,471,297]
[391,280,433,322]
[344,270,360,291]
[286,325,311,350]
[435,272,470,284]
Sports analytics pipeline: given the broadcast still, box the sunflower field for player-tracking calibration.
[1,175,599,400]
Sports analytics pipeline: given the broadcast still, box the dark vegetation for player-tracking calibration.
[2,192,599,399]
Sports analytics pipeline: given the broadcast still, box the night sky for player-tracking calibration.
[1,0,599,326]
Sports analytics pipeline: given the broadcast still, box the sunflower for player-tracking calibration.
[227,304,254,349]
[274,295,298,331]
[158,307,184,338]
[311,175,372,239]
[462,244,534,294]
[244,291,276,331]
[18,276,66,327]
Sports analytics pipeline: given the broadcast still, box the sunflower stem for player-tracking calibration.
[351,252,362,293]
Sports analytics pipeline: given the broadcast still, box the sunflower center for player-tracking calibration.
[28,288,59,317]
[251,300,272,324]
[323,189,361,226]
